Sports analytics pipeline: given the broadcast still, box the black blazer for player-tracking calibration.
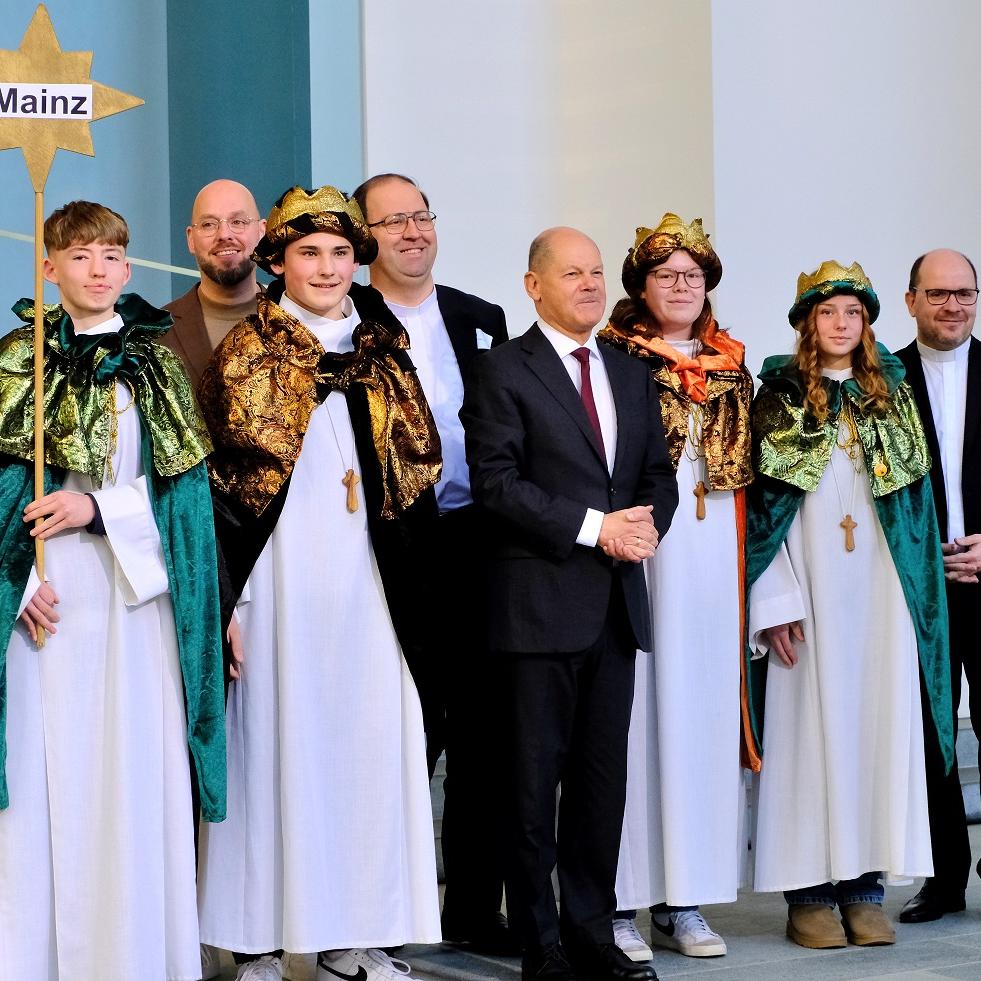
[896,337,981,538]
[434,284,509,379]
[461,322,678,655]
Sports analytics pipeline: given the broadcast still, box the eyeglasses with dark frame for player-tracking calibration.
[911,286,980,306]
[192,216,257,237]
[366,211,437,235]
[649,268,706,288]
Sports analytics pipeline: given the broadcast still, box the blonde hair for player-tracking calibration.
[44,200,129,253]
[791,304,890,422]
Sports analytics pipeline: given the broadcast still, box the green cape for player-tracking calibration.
[745,346,954,772]
[0,296,225,819]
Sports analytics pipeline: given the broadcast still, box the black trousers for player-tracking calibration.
[429,506,509,922]
[505,583,636,950]
[922,580,980,895]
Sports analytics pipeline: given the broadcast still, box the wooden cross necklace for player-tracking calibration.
[323,397,360,513]
[831,406,862,551]
[684,402,709,519]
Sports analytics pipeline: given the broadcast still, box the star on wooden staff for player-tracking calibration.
[0,4,143,645]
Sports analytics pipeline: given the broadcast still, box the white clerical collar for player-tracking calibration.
[387,287,438,319]
[538,319,600,358]
[917,336,971,363]
[79,312,124,336]
[821,366,854,381]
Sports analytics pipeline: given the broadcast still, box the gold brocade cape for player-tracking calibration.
[598,320,753,491]
[753,349,930,494]
[0,295,211,477]
[198,285,441,518]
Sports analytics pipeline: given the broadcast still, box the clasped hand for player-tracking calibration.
[598,505,658,563]
[942,534,981,583]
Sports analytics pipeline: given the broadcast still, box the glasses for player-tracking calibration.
[650,268,706,288]
[192,216,257,237]
[366,211,437,234]
[911,287,979,306]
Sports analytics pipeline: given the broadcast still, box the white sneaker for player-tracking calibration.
[317,948,420,981]
[236,954,284,981]
[612,917,653,962]
[650,910,726,957]
[282,951,317,981]
[201,943,223,980]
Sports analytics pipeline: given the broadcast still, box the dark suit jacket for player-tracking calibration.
[896,337,981,539]
[434,284,509,382]
[461,322,678,655]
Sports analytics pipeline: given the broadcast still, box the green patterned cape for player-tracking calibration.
[0,295,225,819]
[745,345,954,772]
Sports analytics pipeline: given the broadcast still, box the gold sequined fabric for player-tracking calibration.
[599,326,753,490]
[753,378,930,495]
[0,301,211,480]
[199,295,441,517]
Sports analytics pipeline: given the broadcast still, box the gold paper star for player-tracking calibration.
[0,4,143,191]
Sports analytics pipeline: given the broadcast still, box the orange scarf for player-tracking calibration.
[618,320,745,403]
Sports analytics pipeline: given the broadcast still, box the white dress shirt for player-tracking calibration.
[537,320,618,547]
[388,289,490,512]
[917,337,970,540]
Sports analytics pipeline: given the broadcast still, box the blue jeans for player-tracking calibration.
[785,871,884,908]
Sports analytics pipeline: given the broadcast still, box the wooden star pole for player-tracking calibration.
[0,4,142,645]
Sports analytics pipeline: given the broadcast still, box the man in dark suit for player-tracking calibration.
[461,227,678,981]
[163,179,265,388]
[351,173,514,953]
[897,247,981,924]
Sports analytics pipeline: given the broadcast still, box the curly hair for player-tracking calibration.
[791,305,890,422]
[609,293,714,341]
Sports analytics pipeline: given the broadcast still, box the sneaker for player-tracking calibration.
[283,952,318,981]
[201,943,222,980]
[236,954,284,981]
[317,948,420,981]
[613,917,653,962]
[651,910,727,957]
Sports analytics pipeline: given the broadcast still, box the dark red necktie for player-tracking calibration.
[572,347,606,460]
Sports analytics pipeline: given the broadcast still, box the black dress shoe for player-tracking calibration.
[441,909,523,955]
[566,943,657,981]
[522,943,577,981]
[899,882,967,923]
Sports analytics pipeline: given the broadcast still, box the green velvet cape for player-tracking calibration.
[745,346,954,772]
[0,296,226,820]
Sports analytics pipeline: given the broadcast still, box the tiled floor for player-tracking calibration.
[212,826,981,981]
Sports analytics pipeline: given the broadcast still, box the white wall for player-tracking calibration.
[362,0,715,332]
[712,0,981,374]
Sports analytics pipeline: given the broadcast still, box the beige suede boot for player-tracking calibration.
[840,902,896,945]
[786,904,847,949]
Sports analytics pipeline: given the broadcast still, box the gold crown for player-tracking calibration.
[265,185,365,237]
[795,260,872,300]
[789,259,879,326]
[633,213,711,255]
[623,212,722,294]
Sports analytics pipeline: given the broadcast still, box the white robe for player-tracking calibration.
[615,381,743,909]
[0,315,201,981]
[197,296,440,954]
[748,370,932,892]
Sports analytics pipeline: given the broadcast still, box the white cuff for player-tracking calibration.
[577,508,604,548]
[92,477,169,605]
